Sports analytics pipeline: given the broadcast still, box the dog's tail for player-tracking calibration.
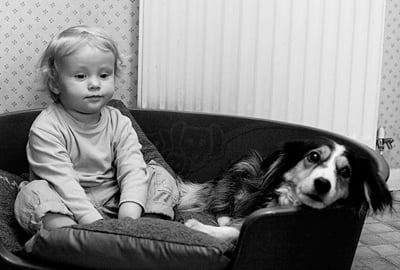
[176,178,211,212]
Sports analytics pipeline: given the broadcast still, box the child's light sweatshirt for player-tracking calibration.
[27,103,148,224]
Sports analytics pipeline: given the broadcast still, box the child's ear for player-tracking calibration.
[49,80,61,95]
[50,87,60,94]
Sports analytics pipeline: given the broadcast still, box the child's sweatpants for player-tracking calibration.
[14,160,179,235]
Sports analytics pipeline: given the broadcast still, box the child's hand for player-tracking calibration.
[118,202,143,219]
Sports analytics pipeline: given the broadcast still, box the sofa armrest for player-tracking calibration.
[0,240,54,270]
[231,205,366,270]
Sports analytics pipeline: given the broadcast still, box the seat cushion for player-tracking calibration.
[26,217,233,270]
[0,170,30,252]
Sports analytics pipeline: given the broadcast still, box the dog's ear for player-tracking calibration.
[259,140,321,191]
[349,155,392,213]
[362,170,392,213]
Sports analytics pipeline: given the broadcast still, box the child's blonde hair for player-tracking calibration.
[38,25,124,102]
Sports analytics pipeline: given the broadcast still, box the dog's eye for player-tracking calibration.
[307,151,320,163]
[338,167,352,178]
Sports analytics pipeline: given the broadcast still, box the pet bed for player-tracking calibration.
[0,100,389,270]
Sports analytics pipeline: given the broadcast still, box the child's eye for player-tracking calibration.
[100,73,110,79]
[74,73,86,80]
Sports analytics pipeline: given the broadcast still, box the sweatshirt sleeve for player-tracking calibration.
[27,127,103,224]
[113,113,149,210]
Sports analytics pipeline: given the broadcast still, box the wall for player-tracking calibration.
[0,0,140,113]
[380,0,400,170]
[0,0,398,168]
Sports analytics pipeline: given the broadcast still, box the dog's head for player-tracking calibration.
[274,138,392,213]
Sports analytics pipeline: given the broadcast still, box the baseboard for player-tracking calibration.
[387,169,400,191]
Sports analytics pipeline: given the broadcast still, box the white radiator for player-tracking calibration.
[138,0,386,148]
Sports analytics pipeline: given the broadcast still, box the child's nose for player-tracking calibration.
[88,77,100,90]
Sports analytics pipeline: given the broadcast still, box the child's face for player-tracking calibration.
[54,44,116,123]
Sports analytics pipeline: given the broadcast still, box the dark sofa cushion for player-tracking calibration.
[27,218,233,270]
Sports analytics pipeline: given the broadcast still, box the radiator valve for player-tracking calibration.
[376,127,394,155]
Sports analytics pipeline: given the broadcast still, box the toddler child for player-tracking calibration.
[14,25,179,234]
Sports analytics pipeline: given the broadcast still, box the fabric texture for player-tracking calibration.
[0,170,29,252]
[14,159,180,235]
[14,180,75,235]
[145,160,179,219]
[26,218,233,270]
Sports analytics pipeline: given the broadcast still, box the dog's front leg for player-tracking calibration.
[185,219,240,241]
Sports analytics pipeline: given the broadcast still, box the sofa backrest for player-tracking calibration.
[0,108,389,184]
[129,109,389,183]
[0,110,40,176]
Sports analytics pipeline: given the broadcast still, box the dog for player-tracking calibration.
[177,137,393,241]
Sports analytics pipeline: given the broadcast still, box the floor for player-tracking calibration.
[351,192,400,270]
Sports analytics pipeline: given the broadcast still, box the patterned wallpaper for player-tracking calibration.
[380,0,400,169]
[0,0,139,112]
[0,0,399,168]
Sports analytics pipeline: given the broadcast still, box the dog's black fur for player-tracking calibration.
[178,138,393,239]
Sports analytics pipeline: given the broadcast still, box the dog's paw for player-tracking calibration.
[217,216,232,226]
[184,219,215,236]
[184,218,202,229]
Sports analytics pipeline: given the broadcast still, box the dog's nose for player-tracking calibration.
[314,178,331,194]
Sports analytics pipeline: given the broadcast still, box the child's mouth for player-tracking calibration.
[86,95,103,100]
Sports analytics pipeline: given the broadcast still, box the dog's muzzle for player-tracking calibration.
[314,177,331,195]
